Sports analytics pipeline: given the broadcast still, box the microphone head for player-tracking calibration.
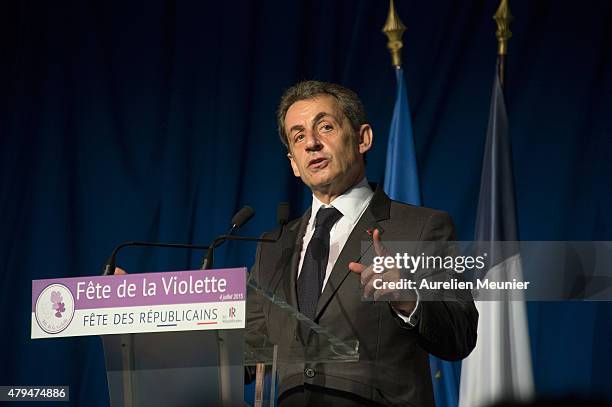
[231,206,255,229]
[277,202,290,226]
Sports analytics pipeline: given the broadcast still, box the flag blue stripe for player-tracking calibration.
[384,68,421,206]
[383,66,459,407]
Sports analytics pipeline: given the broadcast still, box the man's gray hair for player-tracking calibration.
[276,80,367,148]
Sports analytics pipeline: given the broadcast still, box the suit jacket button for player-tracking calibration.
[304,368,315,378]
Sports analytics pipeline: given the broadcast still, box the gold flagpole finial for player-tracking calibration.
[382,0,406,68]
[494,0,513,56]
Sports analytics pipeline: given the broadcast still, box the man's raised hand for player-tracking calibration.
[348,229,416,314]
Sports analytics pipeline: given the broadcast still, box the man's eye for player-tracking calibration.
[295,134,305,142]
[319,124,333,132]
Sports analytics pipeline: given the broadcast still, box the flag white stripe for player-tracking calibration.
[459,254,534,407]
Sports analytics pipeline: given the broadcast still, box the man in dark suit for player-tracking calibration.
[247,81,478,406]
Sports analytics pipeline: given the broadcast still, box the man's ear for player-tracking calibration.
[287,152,301,178]
[358,124,373,154]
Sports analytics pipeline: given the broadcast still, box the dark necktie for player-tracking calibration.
[297,207,343,325]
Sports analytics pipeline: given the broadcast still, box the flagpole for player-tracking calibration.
[380,0,422,207]
[494,0,513,88]
[382,0,406,69]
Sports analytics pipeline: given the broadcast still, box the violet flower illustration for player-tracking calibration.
[50,291,63,304]
[50,291,64,318]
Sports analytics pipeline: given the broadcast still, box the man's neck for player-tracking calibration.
[312,173,366,205]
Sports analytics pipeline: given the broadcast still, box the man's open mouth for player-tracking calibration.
[308,157,329,169]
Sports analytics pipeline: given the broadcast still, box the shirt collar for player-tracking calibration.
[311,177,374,224]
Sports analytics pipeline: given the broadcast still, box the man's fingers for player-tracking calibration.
[363,277,379,298]
[114,267,127,275]
[363,268,403,299]
[350,262,376,287]
[373,228,388,257]
[363,276,398,299]
[348,262,367,274]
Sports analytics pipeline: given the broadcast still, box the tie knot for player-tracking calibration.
[315,207,342,230]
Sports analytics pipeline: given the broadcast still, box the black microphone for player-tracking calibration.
[101,203,289,275]
[201,206,255,270]
[102,206,254,276]
[231,206,255,230]
[201,203,290,270]
[277,202,290,228]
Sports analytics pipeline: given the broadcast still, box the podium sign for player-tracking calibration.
[31,267,360,406]
[31,268,246,339]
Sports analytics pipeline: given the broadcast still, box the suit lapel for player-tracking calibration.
[313,184,391,320]
[282,208,310,309]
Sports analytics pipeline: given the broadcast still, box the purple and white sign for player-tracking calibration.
[31,268,246,339]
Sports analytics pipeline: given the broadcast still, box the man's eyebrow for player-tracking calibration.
[288,124,304,135]
[312,112,339,126]
[287,111,341,136]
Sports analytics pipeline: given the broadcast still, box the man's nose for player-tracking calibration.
[304,131,323,151]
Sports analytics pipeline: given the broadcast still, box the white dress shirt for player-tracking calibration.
[297,177,374,288]
[297,177,419,326]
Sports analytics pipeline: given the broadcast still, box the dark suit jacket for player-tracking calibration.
[247,185,478,406]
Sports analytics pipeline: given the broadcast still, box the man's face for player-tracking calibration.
[284,95,372,200]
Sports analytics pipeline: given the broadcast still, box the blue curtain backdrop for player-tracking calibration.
[1,0,611,405]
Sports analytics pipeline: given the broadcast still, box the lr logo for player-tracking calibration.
[228,306,236,319]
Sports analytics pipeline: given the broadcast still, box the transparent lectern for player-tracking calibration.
[101,279,359,407]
